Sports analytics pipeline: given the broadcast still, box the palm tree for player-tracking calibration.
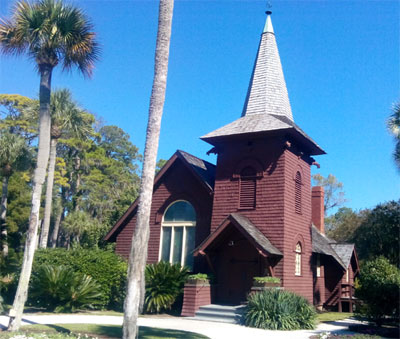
[0,0,99,330]
[39,89,93,248]
[0,132,30,257]
[388,103,400,169]
[123,0,174,337]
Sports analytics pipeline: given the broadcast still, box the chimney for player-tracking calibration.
[312,186,325,234]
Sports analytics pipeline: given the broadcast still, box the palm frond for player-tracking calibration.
[0,0,100,75]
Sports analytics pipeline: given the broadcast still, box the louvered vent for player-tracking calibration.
[239,166,257,209]
[295,171,302,214]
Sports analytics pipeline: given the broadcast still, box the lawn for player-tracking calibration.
[0,324,209,339]
[317,312,353,323]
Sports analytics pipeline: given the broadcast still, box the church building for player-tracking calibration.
[105,11,359,316]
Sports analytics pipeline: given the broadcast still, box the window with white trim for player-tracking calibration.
[159,201,196,270]
[295,242,302,276]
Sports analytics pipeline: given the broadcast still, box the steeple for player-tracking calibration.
[242,10,293,120]
[201,10,325,156]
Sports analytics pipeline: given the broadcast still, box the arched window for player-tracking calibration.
[295,171,302,214]
[160,201,196,270]
[239,166,256,209]
[295,242,302,276]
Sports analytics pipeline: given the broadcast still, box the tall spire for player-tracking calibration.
[241,10,293,121]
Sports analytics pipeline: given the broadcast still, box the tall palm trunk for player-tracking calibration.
[39,137,57,248]
[50,204,64,248]
[1,175,9,257]
[8,64,53,331]
[74,155,81,211]
[123,1,174,338]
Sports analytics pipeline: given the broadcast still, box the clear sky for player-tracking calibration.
[0,0,399,214]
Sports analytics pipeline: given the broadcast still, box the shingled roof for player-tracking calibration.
[194,213,282,257]
[312,225,350,270]
[330,243,355,269]
[201,12,325,156]
[177,150,216,190]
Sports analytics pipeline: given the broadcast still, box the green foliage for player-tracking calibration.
[32,248,127,310]
[387,102,400,169]
[62,210,108,248]
[187,273,209,282]
[30,264,102,312]
[244,289,317,330]
[353,200,400,266]
[144,261,189,313]
[355,257,400,325]
[253,276,281,284]
[0,0,100,76]
[325,207,368,242]
[156,158,167,174]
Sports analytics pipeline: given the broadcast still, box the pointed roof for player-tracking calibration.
[194,213,282,257]
[242,11,292,120]
[104,150,215,242]
[201,12,325,156]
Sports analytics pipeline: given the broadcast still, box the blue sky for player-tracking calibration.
[0,0,399,214]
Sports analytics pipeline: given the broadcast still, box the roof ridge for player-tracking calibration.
[177,149,216,168]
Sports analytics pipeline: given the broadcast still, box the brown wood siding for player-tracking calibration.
[281,149,314,303]
[115,159,213,269]
[210,138,287,280]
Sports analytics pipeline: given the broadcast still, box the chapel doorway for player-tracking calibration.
[215,228,261,304]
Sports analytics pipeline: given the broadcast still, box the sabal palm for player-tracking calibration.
[0,0,98,331]
[0,132,30,257]
[39,89,94,248]
[388,103,400,169]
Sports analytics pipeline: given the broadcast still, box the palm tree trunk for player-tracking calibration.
[74,155,81,211]
[1,175,9,257]
[50,205,64,248]
[8,65,53,331]
[123,1,174,338]
[39,138,57,248]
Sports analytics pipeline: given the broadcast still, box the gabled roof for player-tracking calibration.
[178,150,216,191]
[104,150,215,242]
[312,225,353,270]
[194,213,282,257]
[200,12,325,156]
[330,244,355,269]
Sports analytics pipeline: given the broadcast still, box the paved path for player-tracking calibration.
[0,314,364,338]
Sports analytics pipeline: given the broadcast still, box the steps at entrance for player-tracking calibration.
[192,304,246,324]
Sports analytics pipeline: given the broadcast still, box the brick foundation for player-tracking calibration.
[181,283,212,317]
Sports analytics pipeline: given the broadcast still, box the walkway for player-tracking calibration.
[0,314,363,339]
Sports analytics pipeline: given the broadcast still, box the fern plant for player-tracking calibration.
[244,289,316,330]
[30,264,102,312]
[144,261,189,313]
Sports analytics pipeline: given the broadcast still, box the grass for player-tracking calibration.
[316,312,353,323]
[0,324,209,339]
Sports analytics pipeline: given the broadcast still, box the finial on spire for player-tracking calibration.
[266,1,272,15]
[263,2,274,33]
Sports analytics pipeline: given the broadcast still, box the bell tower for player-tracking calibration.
[201,11,325,301]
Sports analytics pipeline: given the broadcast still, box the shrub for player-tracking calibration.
[187,273,209,282]
[30,264,103,312]
[355,257,400,325]
[32,248,127,310]
[244,289,317,330]
[144,261,189,313]
[253,276,281,284]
